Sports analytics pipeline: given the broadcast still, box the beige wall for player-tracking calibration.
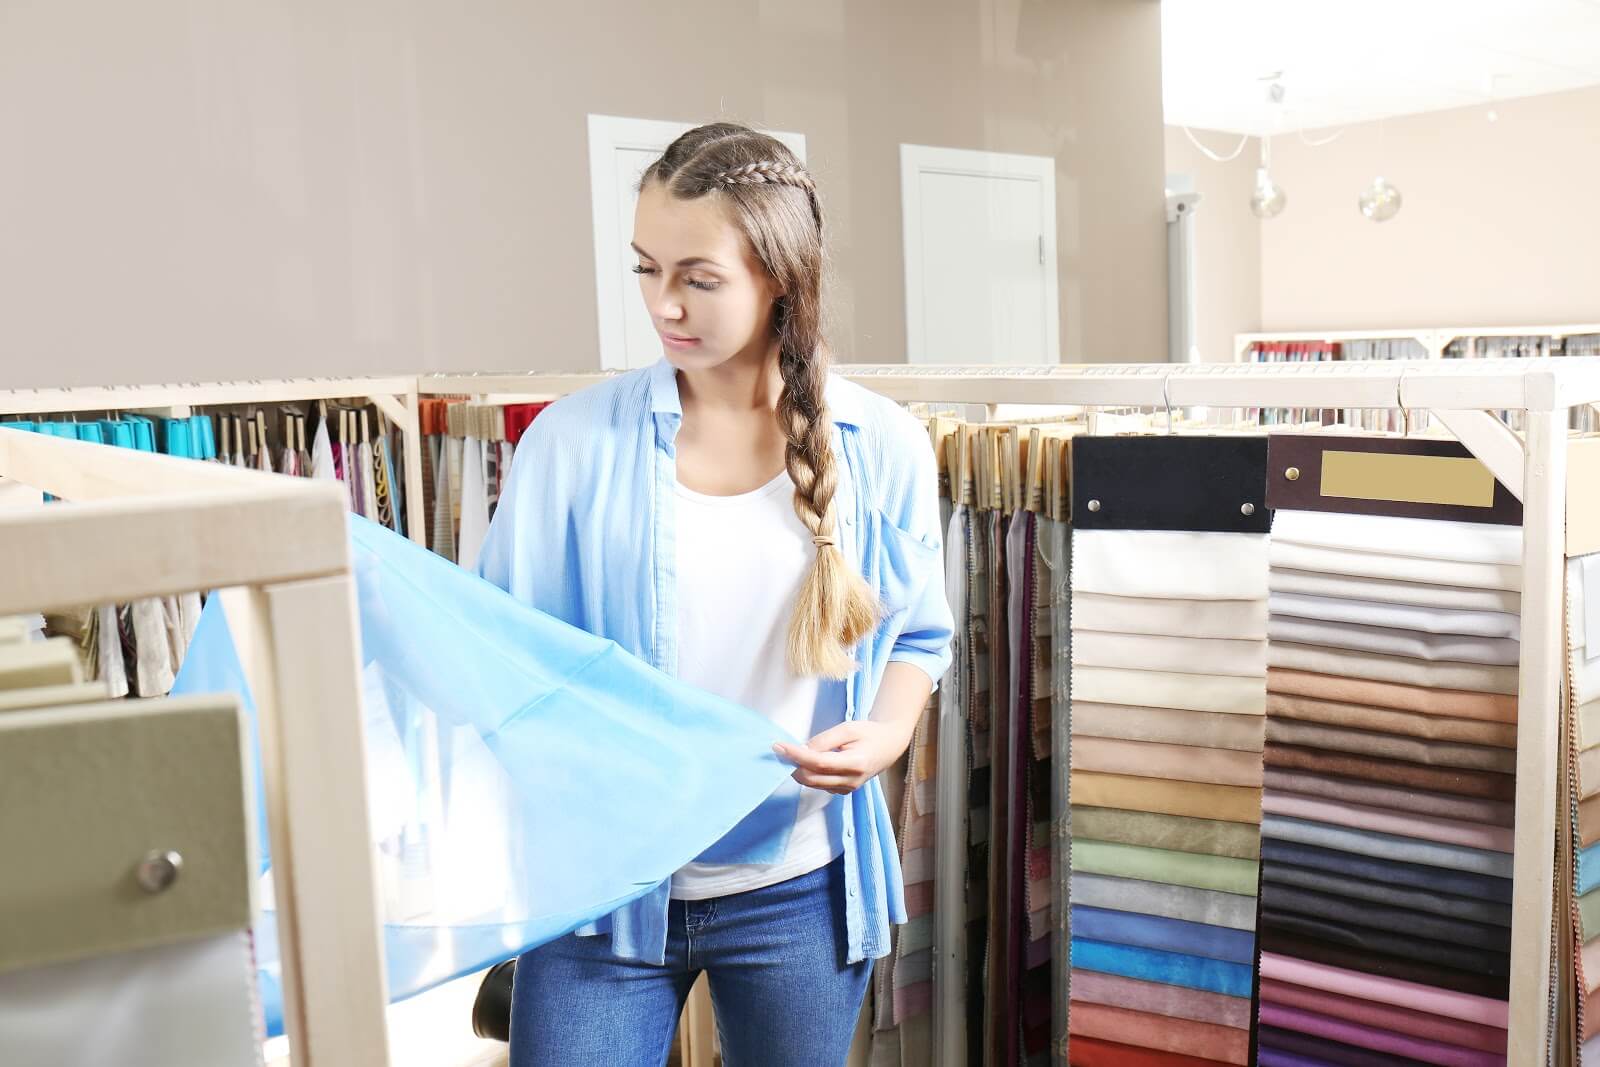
[1163,126,1262,362]
[0,0,1168,389]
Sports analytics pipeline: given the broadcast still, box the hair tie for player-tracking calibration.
[811,534,835,549]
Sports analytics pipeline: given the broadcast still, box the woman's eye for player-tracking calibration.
[631,264,656,276]
[686,278,719,292]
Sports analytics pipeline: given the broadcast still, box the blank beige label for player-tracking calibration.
[1321,451,1495,508]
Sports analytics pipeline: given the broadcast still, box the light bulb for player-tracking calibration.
[1358,176,1402,222]
[1251,166,1287,219]
[1486,107,1499,123]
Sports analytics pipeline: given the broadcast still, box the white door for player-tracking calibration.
[901,145,1059,364]
[588,116,807,371]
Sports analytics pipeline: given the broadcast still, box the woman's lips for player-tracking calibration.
[660,333,702,350]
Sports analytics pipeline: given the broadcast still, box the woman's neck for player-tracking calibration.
[677,343,782,417]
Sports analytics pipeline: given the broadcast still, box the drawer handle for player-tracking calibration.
[136,849,184,894]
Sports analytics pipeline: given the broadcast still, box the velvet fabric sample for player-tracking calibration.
[1262,861,1512,927]
[1259,978,1508,1053]
[1268,642,1520,697]
[1259,952,1510,1027]
[1257,1004,1501,1067]
[1070,905,1256,964]
[1070,873,1257,931]
[1270,615,1521,666]
[1071,771,1263,824]
[1260,909,1509,977]
[1270,567,1521,615]
[1260,838,1513,904]
[1072,530,1269,600]
[1261,929,1509,999]
[1073,666,1266,716]
[1258,1025,1435,1067]
[1069,968,1253,1029]
[1071,736,1264,787]
[1069,939,1254,998]
[1072,592,1267,641]
[1071,806,1262,860]
[1261,815,1514,878]
[1260,882,1511,953]
[1261,792,1515,852]
[1263,767,1515,827]
[1072,701,1265,753]
[1264,718,1516,773]
[1264,743,1517,802]
[1068,1001,1249,1064]
[1268,668,1518,723]
[1266,692,1516,748]
[1071,629,1266,677]
[1067,1034,1236,1067]
[1268,591,1520,640]
[1071,839,1260,895]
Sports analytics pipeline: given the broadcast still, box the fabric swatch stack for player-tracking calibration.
[1258,435,1520,1067]
[1066,437,1269,1067]
[1567,554,1600,1063]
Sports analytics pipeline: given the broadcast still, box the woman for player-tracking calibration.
[478,122,954,1066]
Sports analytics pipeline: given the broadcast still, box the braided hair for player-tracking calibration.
[640,123,879,679]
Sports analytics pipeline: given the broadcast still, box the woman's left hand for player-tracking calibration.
[772,719,916,796]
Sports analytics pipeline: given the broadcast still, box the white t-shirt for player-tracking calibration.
[670,469,846,900]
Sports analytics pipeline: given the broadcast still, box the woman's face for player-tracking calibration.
[631,180,782,372]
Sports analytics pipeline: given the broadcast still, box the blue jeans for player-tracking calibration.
[509,857,872,1067]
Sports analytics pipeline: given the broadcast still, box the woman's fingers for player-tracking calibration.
[773,741,863,775]
[805,721,864,752]
[791,769,863,794]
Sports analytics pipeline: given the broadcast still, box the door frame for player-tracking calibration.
[587,115,807,370]
[899,143,1060,364]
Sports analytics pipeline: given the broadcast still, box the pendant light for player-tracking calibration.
[1358,176,1403,222]
[1251,135,1287,219]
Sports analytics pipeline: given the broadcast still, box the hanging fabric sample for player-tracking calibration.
[1067,435,1270,1067]
[169,515,796,1039]
[1259,434,1521,1066]
[1566,550,1600,1063]
[1041,501,1071,1067]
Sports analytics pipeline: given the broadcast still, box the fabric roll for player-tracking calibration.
[1070,771,1262,824]
[1072,701,1265,753]
[1270,510,1523,566]
[1069,873,1256,932]
[1072,593,1267,641]
[1263,768,1515,827]
[1266,693,1516,749]
[1269,615,1521,666]
[1069,939,1254,998]
[1268,592,1520,640]
[1260,882,1511,952]
[1259,979,1507,1053]
[1262,815,1514,878]
[1071,737,1263,788]
[1257,1004,1500,1067]
[1268,541,1519,593]
[1258,1024,1434,1067]
[1268,643,1519,697]
[1260,929,1509,1000]
[1073,667,1265,716]
[1270,567,1521,615]
[1261,792,1514,852]
[1268,668,1518,724]
[1070,840,1259,896]
[1070,807,1261,860]
[1069,969,1253,1029]
[1071,630,1266,678]
[1260,909,1509,977]
[1070,905,1255,965]
[1072,530,1269,600]
[1261,838,1512,904]
[1068,1001,1249,1064]
[1265,743,1517,802]
[1264,719,1516,773]
[1262,861,1511,927]
[1259,952,1510,1027]
[1065,1034,1237,1067]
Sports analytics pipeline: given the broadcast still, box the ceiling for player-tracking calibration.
[1161,0,1600,134]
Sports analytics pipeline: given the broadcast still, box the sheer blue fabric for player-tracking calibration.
[172,515,795,1036]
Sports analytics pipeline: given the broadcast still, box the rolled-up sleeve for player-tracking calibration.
[883,415,956,690]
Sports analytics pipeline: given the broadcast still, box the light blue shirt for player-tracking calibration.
[478,357,955,964]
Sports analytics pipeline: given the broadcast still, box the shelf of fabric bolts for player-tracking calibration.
[9,355,1600,1066]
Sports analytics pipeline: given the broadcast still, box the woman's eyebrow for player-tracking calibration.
[630,242,725,269]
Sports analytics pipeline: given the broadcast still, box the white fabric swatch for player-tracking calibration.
[1268,592,1520,640]
[1272,510,1523,566]
[1072,666,1266,716]
[457,437,490,574]
[1071,630,1267,678]
[1267,642,1520,696]
[1072,593,1268,641]
[1270,541,1520,593]
[1268,615,1521,666]
[1271,567,1521,614]
[310,417,336,481]
[1073,530,1269,601]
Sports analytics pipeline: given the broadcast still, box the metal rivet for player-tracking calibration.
[1285,466,1301,481]
[136,850,183,894]
[1086,499,1101,512]
[1241,502,1256,516]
